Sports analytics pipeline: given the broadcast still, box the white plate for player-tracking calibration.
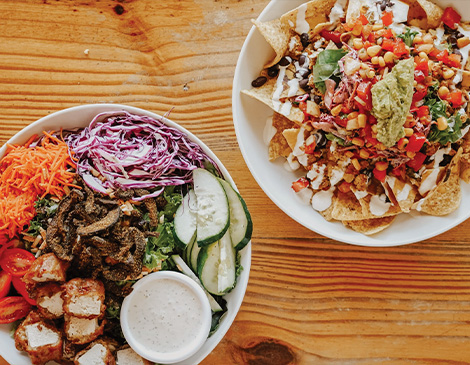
[232,0,470,247]
[0,104,251,365]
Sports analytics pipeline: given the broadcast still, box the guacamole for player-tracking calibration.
[371,58,415,147]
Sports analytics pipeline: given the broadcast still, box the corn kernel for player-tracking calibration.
[378,56,386,67]
[443,68,455,80]
[352,158,362,170]
[371,124,378,133]
[345,151,355,158]
[352,23,363,36]
[372,23,384,31]
[397,138,408,149]
[331,104,342,116]
[457,37,470,49]
[438,85,450,99]
[367,69,376,78]
[358,48,369,60]
[358,113,367,128]
[437,116,448,131]
[376,143,386,151]
[406,151,416,158]
[359,69,367,78]
[418,51,429,61]
[413,35,423,44]
[346,118,359,130]
[375,161,388,171]
[423,33,433,44]
[359,149,370,159]
[367,45,382,57]
[353,38,364,50]
[404,127,414,137]
[416,43,434,54]
[371,56,379,65]
[344,173,355,183]
[384,51,395,64]
[348,111,359,120]
[352,137,364,147]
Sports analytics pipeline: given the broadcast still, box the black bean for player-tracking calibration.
[300,33,310,48]
[439,154,453,167]
[296,69,310,79]
[313,95,322,104]
[314,131,327,148]
[299,54,307,66]
[251,76,268,88]
[278,57,291,67]
[299,79,311,91]
[267,65,279,78]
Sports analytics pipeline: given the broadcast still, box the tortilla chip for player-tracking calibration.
[331,191,365,221]
[282,128,301,151]
[345,0,364,26]
[320,202,335,221]
[342,216,396,235]
[252,18,290,68]
[384,176,417,213]
[460,152,470,183]
[281,0,338,36]
[415,148,462,216]
[267,112,297,161]
[415,0,443,29]
[360,193,402,218]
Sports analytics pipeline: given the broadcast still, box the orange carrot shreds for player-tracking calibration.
[0,131,77,239]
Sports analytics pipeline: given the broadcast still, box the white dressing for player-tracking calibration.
[263,116,277,146]
[311,189,334,211]
[369,194,391,216]
[295,4,309,34]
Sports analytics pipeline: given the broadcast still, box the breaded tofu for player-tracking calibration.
[74,341,115,365]
[36,283,64,319]
[116,347,152,365]
[63,278,105,319]
[14,310,62,365]
[22,253,69,293]
[64,315,105,344]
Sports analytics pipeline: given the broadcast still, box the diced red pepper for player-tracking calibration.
[414,70,426,83]
[447,53,461,68]
[406,133,426,152]
[304,141,316,154]
[416,105,429,118]
[373,167,387,182]
[393,40,408,57]
[320,30,342,44]
[441,7,461,29]
[338,181,351,193]
[415,57,429,74]
[382,38,395,51]
[434,49,449,64]
[382,11,393,26]
[368,32,376,43]
[382,28,394,39]
[391,164,405,179]
[292,177,309,192]
[412,86,428,103]
[406,152,427,171]
[356,81,373,111]
[359,13,369,25]
[448,90,463,107]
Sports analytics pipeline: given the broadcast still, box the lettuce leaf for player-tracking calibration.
[312,49,347,93]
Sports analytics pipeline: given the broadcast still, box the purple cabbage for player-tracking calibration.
[66,111,218,200]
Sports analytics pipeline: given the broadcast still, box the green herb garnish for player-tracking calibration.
[312,49,348,93]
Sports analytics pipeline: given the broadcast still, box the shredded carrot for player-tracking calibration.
[0,131,77,240]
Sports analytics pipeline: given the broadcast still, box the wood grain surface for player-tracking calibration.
[1,0,470,364]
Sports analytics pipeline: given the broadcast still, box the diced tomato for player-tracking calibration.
[304,141,316,154]
[382,28,394,39]
[356,81,373,111]
[362,24,373,39]
[0,296,31,324]
[368,32,376,43]
[382,38,395,51]
[412,86,428,103]
[320,30,342,44]
[434,49,449,64]
[338,181,351,193]
[341,105,352,114]
[391,164,405,179]
[406,133,426,152]
[448,90,463,107]
[359,13,369,25]
[416,105,429,118]
[415,57,429,74]
[407,152,427,171]
[11,276,36,306]
[373,167,387,182]
[292,177,309,192]
[441,7,461,30]
[0,271,11,298]
[393,40,408,57]
[0,248,35,277]
[414,70,426,83]
[382,11,393,26]
[447,53,461,68]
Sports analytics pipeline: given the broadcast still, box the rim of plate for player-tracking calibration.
[232,0,470,247]
[0,103,251,365]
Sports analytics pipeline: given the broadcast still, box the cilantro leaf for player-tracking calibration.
[326,133,351,146]
[312,49,348,93]
[398,28,419,47]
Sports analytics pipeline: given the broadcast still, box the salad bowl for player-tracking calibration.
[0,103,251,365]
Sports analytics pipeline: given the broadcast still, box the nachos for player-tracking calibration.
[243,0,470,235]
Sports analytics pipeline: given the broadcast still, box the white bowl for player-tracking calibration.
[232,0,470,247]
[120,271,212,364]
[0,104,251,365]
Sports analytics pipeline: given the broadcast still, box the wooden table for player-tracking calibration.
[1,0,470,363]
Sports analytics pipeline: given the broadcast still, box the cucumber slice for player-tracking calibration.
[197,241,220,295]
[193,168,230,246]
[190,237,201,273]
[197,231,237,296]
[218,230,236,294]
[173,190,197,250]
[183,234,195,264]
[171,254,223,312]
[218,179,253,251]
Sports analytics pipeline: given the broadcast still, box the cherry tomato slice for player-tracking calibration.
[442,7,461,30]
[0,271,12,298]
[0,296,31,324]
[0,248,35,277]
[11,276,36,305]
